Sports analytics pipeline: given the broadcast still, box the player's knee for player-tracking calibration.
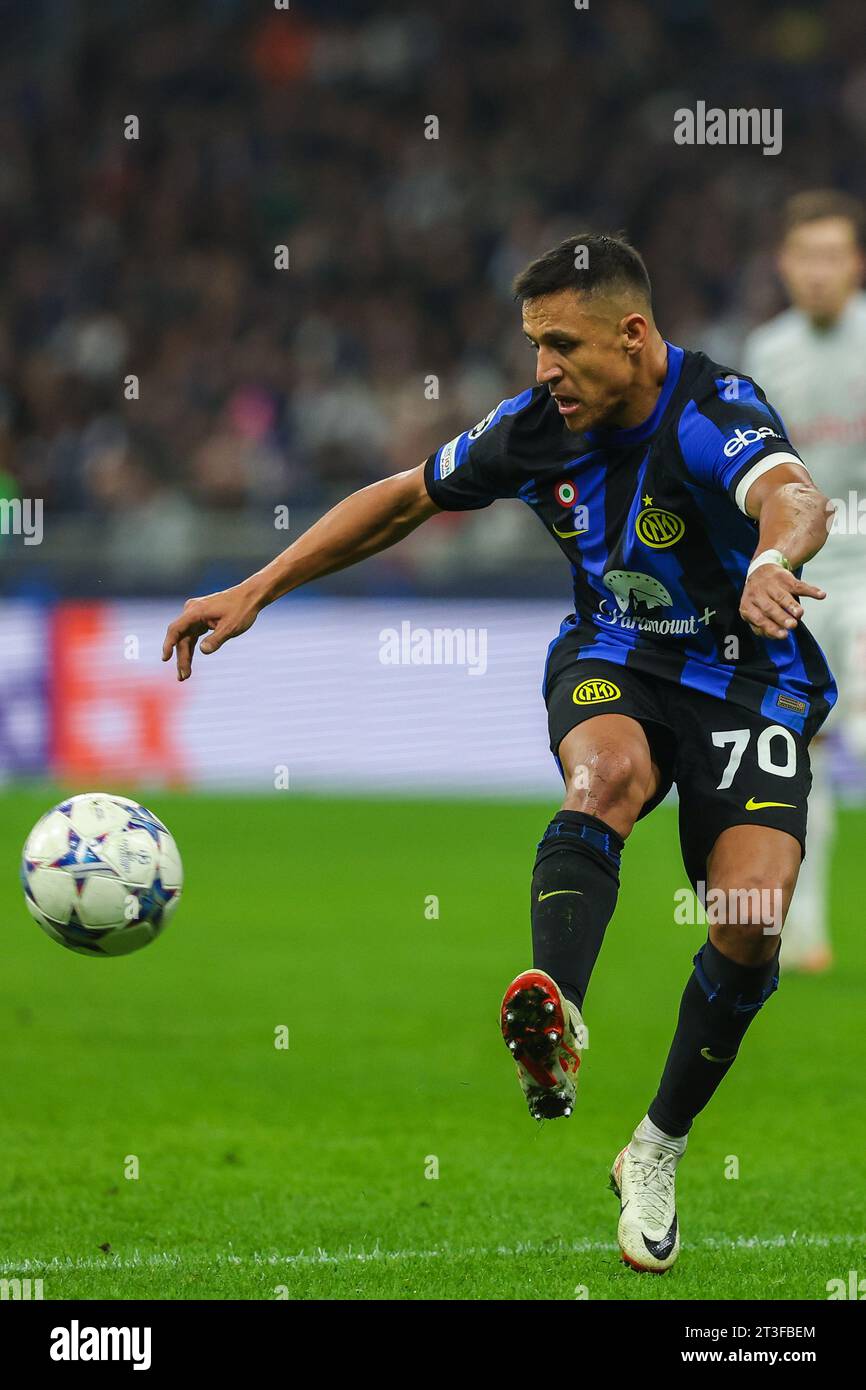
[561,744,647,824]
[707,869,794,961]
[709,919,780,965]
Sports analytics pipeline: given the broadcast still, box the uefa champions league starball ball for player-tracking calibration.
[20,793,183,957]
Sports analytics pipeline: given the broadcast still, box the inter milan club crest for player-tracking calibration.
[635,495,685,548]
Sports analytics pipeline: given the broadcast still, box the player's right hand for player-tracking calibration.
[162,582,264,680]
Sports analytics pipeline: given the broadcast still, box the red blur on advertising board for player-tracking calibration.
[50,603,188,786]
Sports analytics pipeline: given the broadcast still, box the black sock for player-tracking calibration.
[648,938,780,1137]
[531,810,624,1012]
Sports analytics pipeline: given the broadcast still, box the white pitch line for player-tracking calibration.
[1,1232,863,1275]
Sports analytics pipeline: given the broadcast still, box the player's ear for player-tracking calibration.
[621,312,649,353]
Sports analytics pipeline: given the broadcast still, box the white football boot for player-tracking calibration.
[500,969,586,1120]
[609,1119,686,1272]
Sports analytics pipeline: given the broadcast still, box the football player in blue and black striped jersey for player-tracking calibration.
[164,232,836,1274]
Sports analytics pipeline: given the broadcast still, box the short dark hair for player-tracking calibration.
[782,190,864,246]
[512,232,652,305]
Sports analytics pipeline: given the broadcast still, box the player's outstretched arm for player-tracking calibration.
[738,462,831,640]
[162,463,439,679]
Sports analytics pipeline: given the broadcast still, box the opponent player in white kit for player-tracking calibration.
[744,191,866,972]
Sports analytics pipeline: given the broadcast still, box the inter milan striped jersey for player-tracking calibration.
[424,342,837,737]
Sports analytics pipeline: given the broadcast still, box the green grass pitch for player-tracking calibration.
[1,789,863,1300]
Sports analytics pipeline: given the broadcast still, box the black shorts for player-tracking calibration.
[544,646,813,892]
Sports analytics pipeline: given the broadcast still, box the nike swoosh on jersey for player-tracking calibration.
[700,1047,736,1063]
[745,797,797,811]
[552,524,588,538]
[537,889,584,902]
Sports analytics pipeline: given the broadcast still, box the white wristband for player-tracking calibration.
[746,548,791,580]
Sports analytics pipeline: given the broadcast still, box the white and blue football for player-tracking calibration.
[21,793,183,957]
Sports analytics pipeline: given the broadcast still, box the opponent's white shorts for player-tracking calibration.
[803,550,866,752]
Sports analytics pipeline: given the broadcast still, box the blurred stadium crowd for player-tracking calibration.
[1,0,864,592]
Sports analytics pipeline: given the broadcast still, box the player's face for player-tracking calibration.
[521,290,644,432]
[778,217,863,324]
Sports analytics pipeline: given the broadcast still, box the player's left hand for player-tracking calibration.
[739,564,826,641]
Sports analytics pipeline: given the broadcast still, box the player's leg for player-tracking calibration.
[612,689,811,1272]
[648,823,798,1135]
[502,717,663,1118]
[502,660,673,1121]
[530,713,662,1007]
[612,825,799,1273]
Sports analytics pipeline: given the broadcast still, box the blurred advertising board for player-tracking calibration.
[0,598,861,798]
[42,599,566,794]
